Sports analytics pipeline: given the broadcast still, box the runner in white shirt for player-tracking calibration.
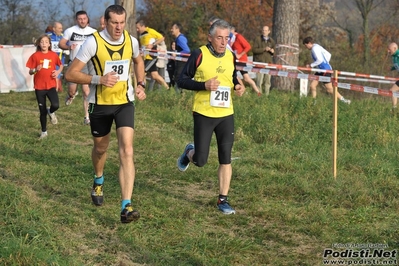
[59,10,97,125]
[303,36,351,104]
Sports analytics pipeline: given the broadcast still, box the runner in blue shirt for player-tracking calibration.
[47,22,66,92]
[170,22,190,93]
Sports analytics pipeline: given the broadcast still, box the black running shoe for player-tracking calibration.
[120,203,140,223]
[91,183,103,206]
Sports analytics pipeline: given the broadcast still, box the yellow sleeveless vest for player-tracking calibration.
[192,46,235,117]
[139,27,163,60]
[91,31,133,105]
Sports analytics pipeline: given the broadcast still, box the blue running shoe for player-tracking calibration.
[217,200,236,215]
[177,143,194,172]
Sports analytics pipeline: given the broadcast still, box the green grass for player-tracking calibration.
[0,87,398,265]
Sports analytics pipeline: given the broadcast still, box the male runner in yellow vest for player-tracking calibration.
[136,20,169,89]
[65,4,146,223]
[176,19,245,215]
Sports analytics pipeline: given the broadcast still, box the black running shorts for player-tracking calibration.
[88,102,135,137]
[315,72,332,84]
[192,112,234,166]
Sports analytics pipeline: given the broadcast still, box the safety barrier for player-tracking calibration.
[142,48,397,98]
[0,45,35,93]
[143,48,398,178]
[1,45,395,96]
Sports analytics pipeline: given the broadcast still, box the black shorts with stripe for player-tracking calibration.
[88,102,135,137]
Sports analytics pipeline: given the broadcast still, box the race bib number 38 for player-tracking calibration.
[104,59,130,81]
[210,86,231,108]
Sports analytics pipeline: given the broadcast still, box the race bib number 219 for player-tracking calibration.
[210,86,231,108]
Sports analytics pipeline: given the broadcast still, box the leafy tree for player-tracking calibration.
[137,0,273,51]
[327,0,399,68]
[0,0,42,44]
[210,0,273,44]
[0,0,113,45]
[298,0,351,75]
[298,0,399,81]
[300,0,338,43]
[356,0,380,67]
[62,0,111,26]
[354,0,399,67]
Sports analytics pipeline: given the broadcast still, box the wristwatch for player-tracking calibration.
[137,81,146,88]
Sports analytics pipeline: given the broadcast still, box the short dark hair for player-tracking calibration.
[136,19,145,26]
[172,22,183,32]
[104,5,126,20]
[303,36,313,45]
[75,10,88,19]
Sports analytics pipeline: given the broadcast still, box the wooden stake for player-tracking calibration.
[332,70,338,179]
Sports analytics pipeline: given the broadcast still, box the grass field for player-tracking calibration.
[0,87,398,265]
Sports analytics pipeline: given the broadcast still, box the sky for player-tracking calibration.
[33,0,145,30]
[84,0,146,18]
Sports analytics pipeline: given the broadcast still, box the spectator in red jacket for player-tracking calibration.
[231,26,261,95]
